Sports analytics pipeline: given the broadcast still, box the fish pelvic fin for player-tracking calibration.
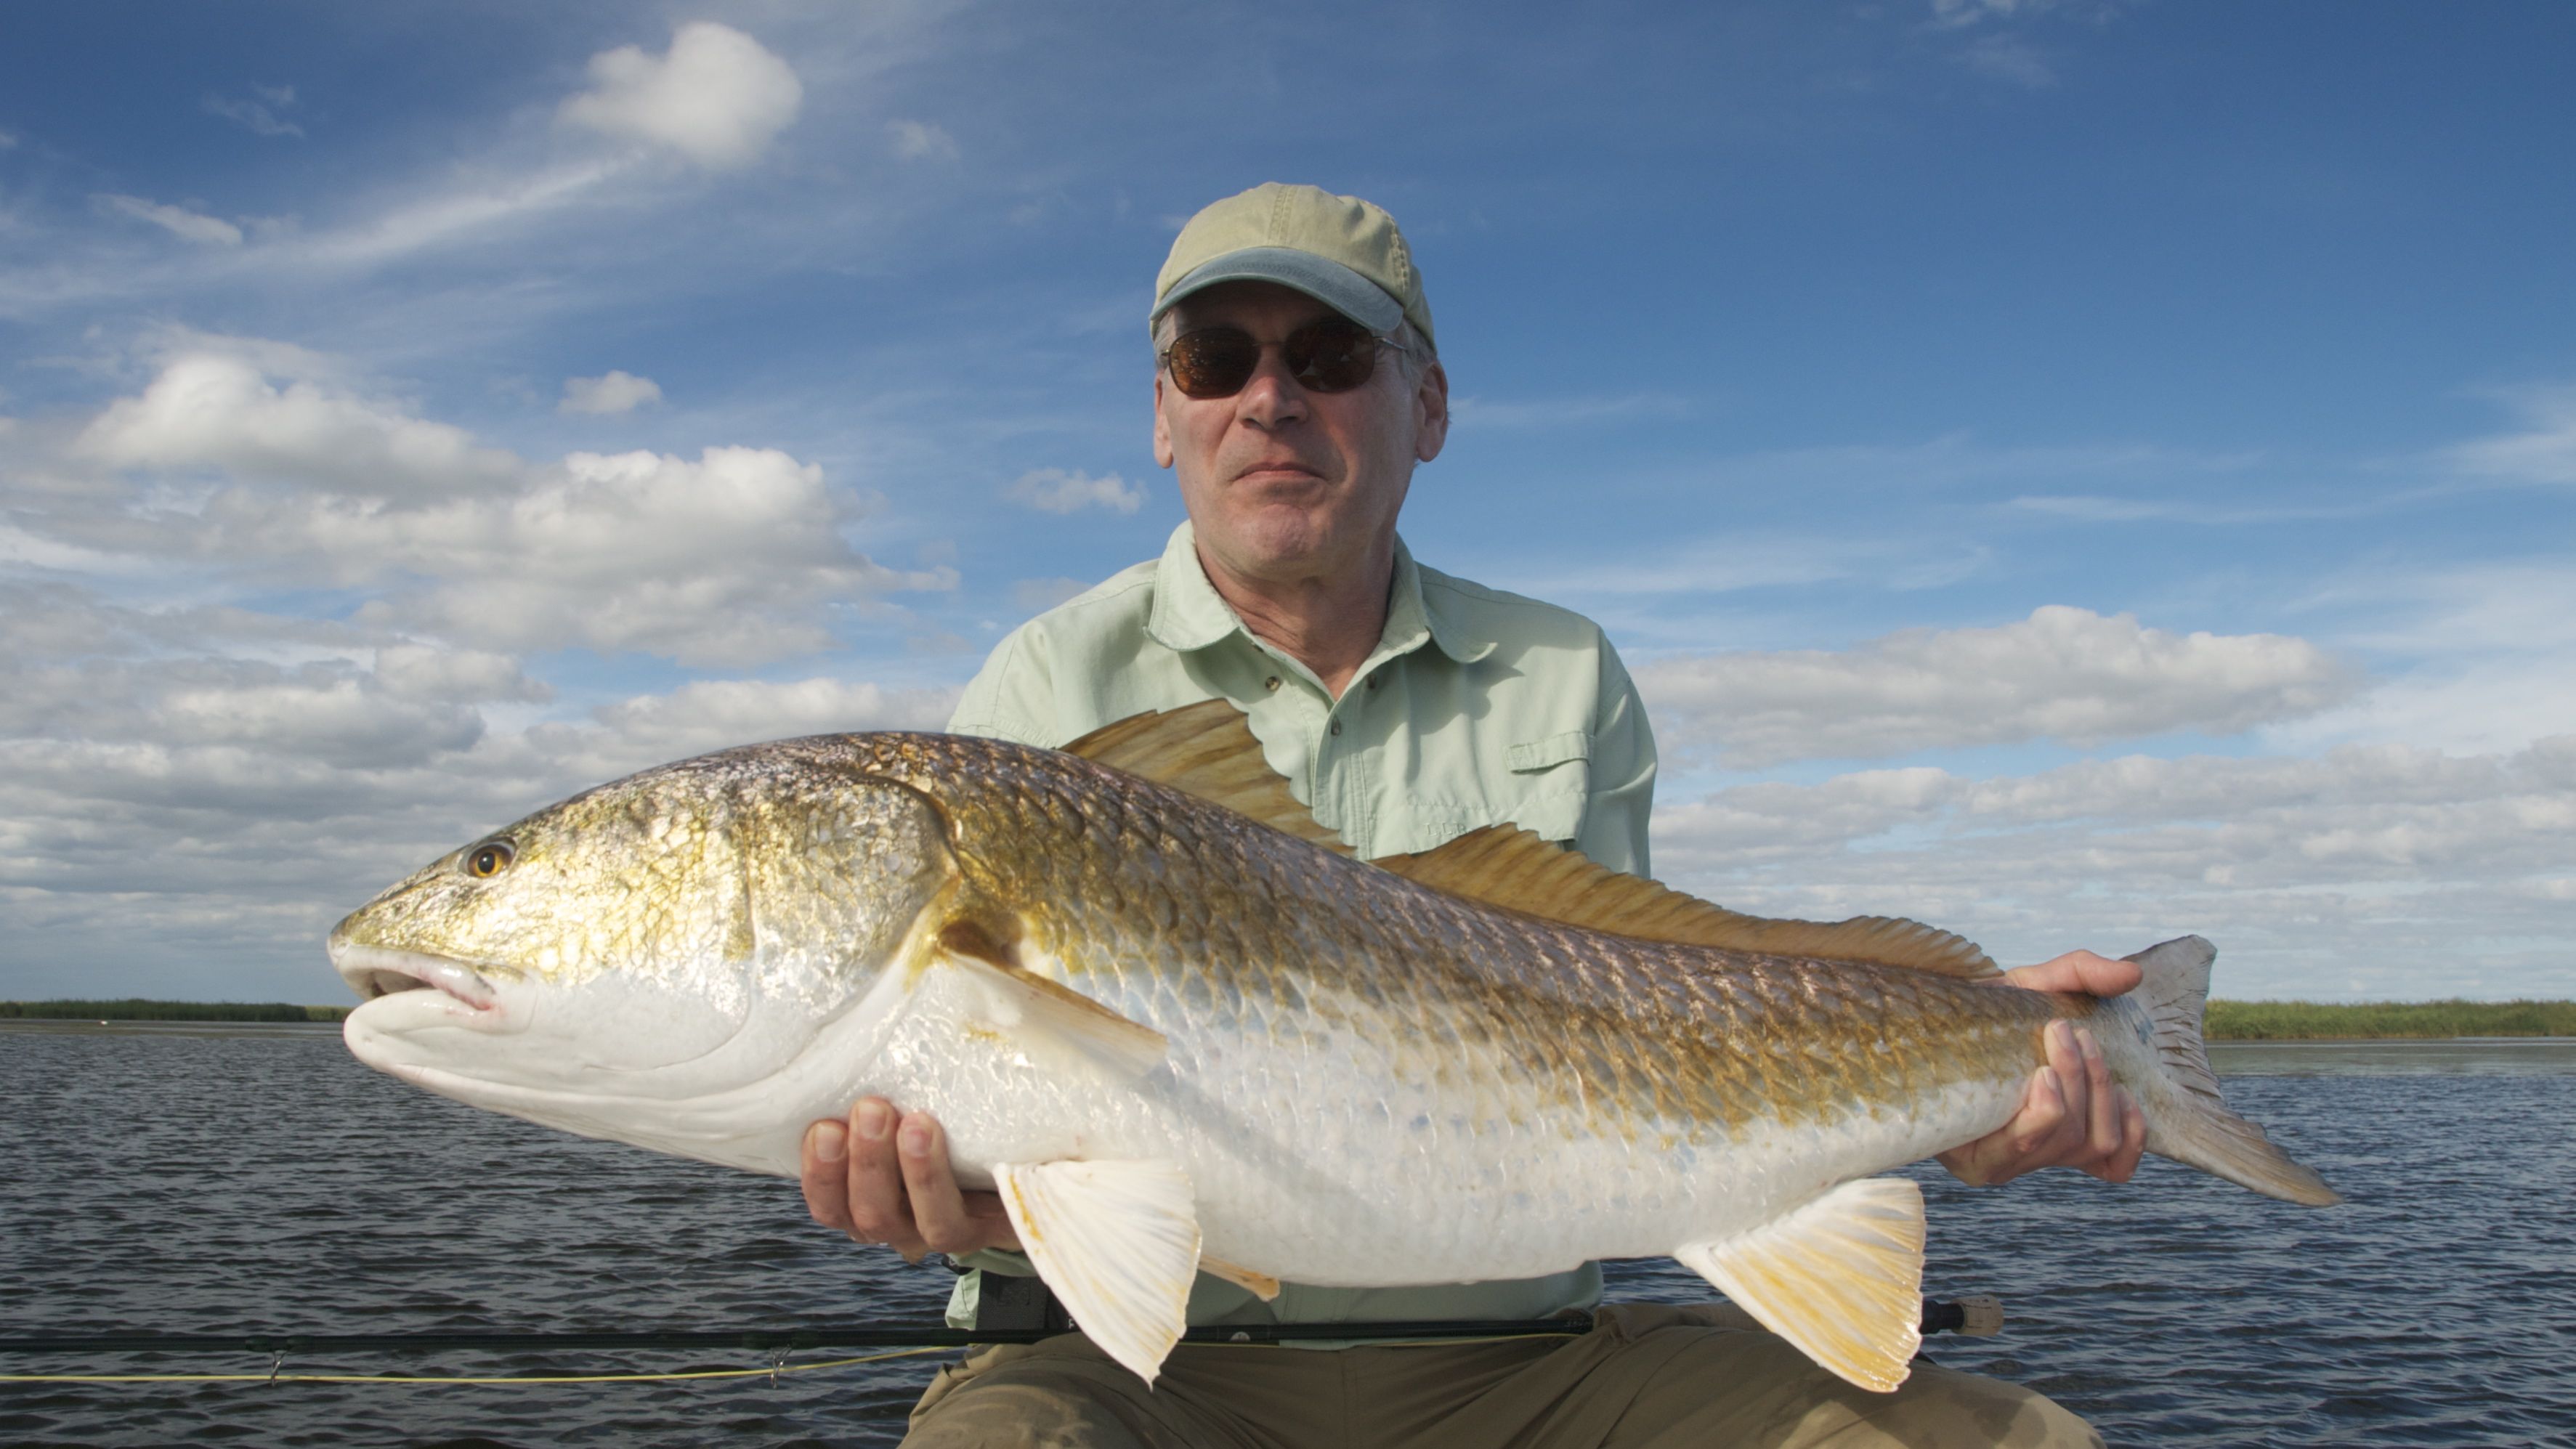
[1675,1177,1927,1394]
[1200,1255,1283,1301]
[996,1159,1201,1385]
[2127,935,2341,1207]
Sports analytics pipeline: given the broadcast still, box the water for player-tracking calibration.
[4,1023,2572,1448]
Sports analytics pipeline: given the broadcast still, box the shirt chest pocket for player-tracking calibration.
[1502,730,1592,844]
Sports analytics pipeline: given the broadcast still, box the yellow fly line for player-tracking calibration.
[0,1328,1587,1387]
[0,1345,954,1387]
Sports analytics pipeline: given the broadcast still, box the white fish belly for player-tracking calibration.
[876,994,2029,1287]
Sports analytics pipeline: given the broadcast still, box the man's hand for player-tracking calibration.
[1936,950,2150,1188]
[800,1098,1021,1260]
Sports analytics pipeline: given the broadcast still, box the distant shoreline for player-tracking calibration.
[4,997,2572,1039]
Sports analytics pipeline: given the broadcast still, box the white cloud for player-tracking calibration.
[1650,737,2576,999]
[1961,33,2057,87]
[890,120,960,162]
[559,22,803,169]
[78,350,523,496]
[1005,467,1145,515]
[52,344,952,666]
[588,677,958,759]
[203,86,304,139]
[94,194,243,247]
[1637,606,2355,767]
[2442,383,2576,484]
[559,370,663,415]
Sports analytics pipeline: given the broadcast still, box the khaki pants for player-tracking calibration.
[903,1304,2103,1448]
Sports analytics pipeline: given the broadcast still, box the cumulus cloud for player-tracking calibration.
[559,370,663,415]
[587,677,957,760]
[1005,467,1145,515]
[78,350,522,495]
[889,120,960,161]
[559,22,802,169]
[1650,736,2576,999]
[94,193,243,246]
[204,85,304,138]
[1636,606,2356,767]
[2442,383,2576,484]
[1961,33,2056,86]
[60,344,949,666]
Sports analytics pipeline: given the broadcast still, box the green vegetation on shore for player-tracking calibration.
[2205,999,2576,1040]
[4,997,2572,1036]
[1,999,350,1023]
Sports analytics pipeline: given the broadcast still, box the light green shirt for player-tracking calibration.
[943,519,1658,1334]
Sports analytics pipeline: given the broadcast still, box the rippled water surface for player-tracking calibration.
[4,1023,2572,1447]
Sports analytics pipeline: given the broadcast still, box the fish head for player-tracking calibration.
[330,744,955,1172]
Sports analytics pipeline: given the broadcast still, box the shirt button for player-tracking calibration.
[1329,720,1342,736]
[1265,676,1281,692]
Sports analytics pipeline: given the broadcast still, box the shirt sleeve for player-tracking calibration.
[947,628,1056,747]
[1575,636,1657,879]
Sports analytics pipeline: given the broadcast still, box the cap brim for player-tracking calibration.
[1150,247,1404,333]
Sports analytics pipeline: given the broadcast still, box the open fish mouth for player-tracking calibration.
[332,943,502,1013]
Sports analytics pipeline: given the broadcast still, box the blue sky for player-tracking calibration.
[3,0,2570,1004]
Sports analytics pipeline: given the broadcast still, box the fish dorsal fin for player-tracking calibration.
[1374,825,2000,978]
[1061,699,1355,856]
[1674,1176,1927,1393]
[995,1158,1201,1384]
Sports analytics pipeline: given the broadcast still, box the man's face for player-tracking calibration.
[1152,280,1448,591]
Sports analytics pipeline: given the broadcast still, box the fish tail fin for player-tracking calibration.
[2126,935,2341,1206]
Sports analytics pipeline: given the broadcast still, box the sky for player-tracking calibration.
[1,0,2570,1005]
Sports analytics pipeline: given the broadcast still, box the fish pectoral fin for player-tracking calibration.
[1674,1177,1927,1394]
[996,1158,1202,1384]
[1199,1254,1282,1302]
[930,945,1167,1081]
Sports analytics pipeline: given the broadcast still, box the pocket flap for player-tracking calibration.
[1507,731,1592,773]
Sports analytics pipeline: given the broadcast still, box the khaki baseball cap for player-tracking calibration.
[1150,183,1435,350]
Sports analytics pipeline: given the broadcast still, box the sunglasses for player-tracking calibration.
[1159,317,1416,399]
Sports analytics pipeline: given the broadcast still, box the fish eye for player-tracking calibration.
[464,840,516,879]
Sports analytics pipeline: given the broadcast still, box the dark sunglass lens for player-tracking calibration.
[1167,328,1259,398]
[1286,321,1377,391]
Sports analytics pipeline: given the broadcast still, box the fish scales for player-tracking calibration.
[332,710,2338,1391]
[881,731,2046,1150]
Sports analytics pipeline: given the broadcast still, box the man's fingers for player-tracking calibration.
[1998,950,2144,1000]
[2078,1027,2124,1162]
[897,1115,1019,1255]
[2105,1092,2147,1183]
[800,1119,853,1233]
[841,1099,927,1259]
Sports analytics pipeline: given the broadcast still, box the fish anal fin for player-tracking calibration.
[1674,1177,1927,1393]
[926,933,1167,1081]
[1061,700,1355,856]
[997,1159,1201,1384]
[1200,1254,1282,1301]
[1377,826,1999,978]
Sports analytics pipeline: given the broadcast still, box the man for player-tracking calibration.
[803,184,2147,1447]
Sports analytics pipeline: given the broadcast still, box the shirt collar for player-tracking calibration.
[1145,520,1494,665]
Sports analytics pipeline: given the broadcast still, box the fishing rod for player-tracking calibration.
[0,1297,2002,1359]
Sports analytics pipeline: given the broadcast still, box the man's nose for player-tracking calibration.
[1233,351,1310,429]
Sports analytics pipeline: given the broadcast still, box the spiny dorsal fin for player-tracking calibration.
[1375,824,2000,978]
[1061,699,1354,856]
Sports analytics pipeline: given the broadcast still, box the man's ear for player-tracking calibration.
[1152,370,1175,468]
[1413,358,1449,464]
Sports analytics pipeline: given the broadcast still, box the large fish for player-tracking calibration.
[331,702,2336,1390]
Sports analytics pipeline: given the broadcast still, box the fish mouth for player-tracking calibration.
[332,942,502,1014]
